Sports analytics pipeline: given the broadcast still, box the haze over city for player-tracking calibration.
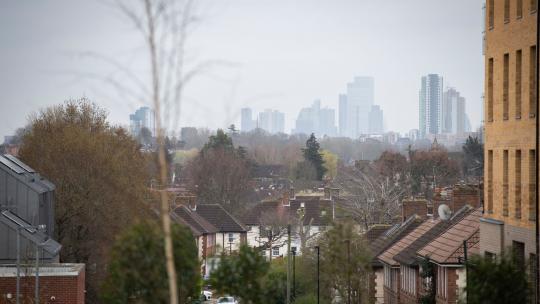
[0,0,484,138]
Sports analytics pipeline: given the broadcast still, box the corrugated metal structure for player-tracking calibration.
[0,154,57,263]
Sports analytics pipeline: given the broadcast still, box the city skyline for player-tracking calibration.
[0,0,484,139]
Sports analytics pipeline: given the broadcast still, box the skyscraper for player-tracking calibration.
[368,105,384,134]
[345,76,374,138]
[338,94,348,136]
[129,106,155,136]
[258,109,285,134]
[419,74,443,138]
[293,100,337,137]
[442,88,467,135]
[241,108,255,132]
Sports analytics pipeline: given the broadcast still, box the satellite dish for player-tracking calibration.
[438,204,452,220]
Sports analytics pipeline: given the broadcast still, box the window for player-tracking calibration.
[516,50,523,118]
[515,150,522,219]
[530,46,537,118]
[503,53,509,120]
[485,251,496,260]
[437,266,447,299]
[503,150,509,216]
[488,0,495,29]
[504,0,510,22]
[518,0,524,18]
[513,241,526,271]
[400,266,416,295]
[532,0,538,13]
[228,233,234,243]
[529,150,536,220]
[272,246,279,256]
[384,265,391,287]
[488,58,494,121]
[488,150,494,213]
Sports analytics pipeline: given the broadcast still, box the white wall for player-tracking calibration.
[246,224,325,259]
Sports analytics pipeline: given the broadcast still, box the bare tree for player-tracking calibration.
[108,1,203,302]
[336,165,405,231]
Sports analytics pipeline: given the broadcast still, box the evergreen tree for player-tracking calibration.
[302,133,327,180]
[462,136,484,177]
[210,246,269,304]
[101,221,201,304]
[467,252,531,304]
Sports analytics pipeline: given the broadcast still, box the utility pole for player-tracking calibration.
[286,224,291,304]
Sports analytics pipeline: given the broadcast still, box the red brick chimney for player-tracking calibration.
[402,198,429,222]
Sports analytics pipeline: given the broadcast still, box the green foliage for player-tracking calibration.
[101,220,201,304]
[462,136,483,177]
[317,220,372,303]
[18,99,150,301]
[293,294,317,304]
[321,150,338,179]
[467,252,531,304]
[301,133,327,180]
[188,129,251,213]
[210,245,270,304]
[418,258,436,304]
[202,129,235,153]
[295,160,317,180]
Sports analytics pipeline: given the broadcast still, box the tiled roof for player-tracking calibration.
[172,206,218,236]
[367,225,392,243]
[195,204,247,233]
[393,206,473,265]
[369,215,424,266]
[242,199,332,226]
[378,219,439,266]
[417,208,481,264]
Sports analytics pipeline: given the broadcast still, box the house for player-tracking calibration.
[192,204,247,254]
[0,154,85,303]
[171,206,218,276]
[368,215,424,304]
[416,208,482,304]
[378,206,473,304]
[242,189,334,258]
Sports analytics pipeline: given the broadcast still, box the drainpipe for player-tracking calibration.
[534,4,540,304]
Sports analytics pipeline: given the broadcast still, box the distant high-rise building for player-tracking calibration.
[258,109,285,134]
[293,100,337,137]
[408,129,420,141]
[344,77,374,138]
[442,88,467,135]
[130,106,155,136]
[368,105,384,134]
[419,74,443,138]
[241,108,256,132]
[338,94,347,136]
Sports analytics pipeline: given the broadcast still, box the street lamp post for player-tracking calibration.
[315,245,320,304]
[292,248,296,300]
[345,239,351,304]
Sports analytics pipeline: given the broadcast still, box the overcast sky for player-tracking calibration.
[0,0,484,138]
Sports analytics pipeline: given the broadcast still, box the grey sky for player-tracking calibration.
[0,0,484,138]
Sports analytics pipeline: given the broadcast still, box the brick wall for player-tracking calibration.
[402,199,428,221]
[436,268,458,304]
[0,269,85,304]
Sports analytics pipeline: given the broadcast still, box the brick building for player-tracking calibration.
[0,264,85,304]
[480,0,538,294]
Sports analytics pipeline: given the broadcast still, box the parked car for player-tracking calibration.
[217,296,238,304]
[201,290,212,300]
